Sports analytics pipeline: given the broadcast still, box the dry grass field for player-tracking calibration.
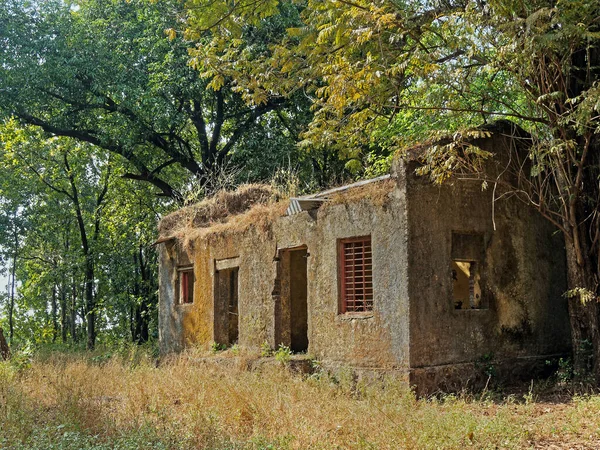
[1,347,600,449]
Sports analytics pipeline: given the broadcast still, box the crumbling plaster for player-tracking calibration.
[159,180,410,369]
[396,135,571,389]
[159,130,571,391]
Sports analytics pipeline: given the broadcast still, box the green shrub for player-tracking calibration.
[260,341,273,357]
[274,344,291,364]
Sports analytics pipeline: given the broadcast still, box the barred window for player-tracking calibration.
[339,236,373,313]
[178,266,194,305]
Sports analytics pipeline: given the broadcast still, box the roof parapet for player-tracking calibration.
[285,174,391,216]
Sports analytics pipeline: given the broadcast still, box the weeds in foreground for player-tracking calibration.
[1,351,600,449]
[274,344,292,365]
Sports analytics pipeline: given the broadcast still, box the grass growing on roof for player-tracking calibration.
[321,178,396,209]
[158,184,281,239]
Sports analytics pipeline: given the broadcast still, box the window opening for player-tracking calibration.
[451,232,485,310]
[452,261,482,309]
[177,266,194,305]
[339,236,373,313]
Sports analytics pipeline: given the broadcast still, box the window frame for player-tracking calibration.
[338,235,373,315]
[450,232,486,311]
[176,265,195,305]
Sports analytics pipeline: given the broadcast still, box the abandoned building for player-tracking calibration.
[157,123,571,393]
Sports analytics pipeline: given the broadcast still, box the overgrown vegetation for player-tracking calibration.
[0,349,599,449]
[158,184,281,240]
[182,0,600,380]
[1,0,600,403]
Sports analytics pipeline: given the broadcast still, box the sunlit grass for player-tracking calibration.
[1,348,600,449]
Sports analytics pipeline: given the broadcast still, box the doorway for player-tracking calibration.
[274,248,308,353]
[215,267,239,346]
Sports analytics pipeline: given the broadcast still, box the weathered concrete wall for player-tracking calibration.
[159,131,570,392]
[158,242,188,353]
[399,139,571,390]
[159,234,254,352]
[159,181,410,369]
[299,184,410,369]
[195,231,276,350]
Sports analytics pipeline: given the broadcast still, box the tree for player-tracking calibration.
[0,144,30,344]
[0,0,307,201]
[184,0,600,378]
[1,123,111,348]
[0,121,163,348]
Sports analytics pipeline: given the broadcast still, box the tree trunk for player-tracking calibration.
[564,240,600,380]
[8,242,17,344]
[71,275,78,343]
[133,247,150,344]
[51,284,58,343]
[60,282,68,343]
[85,257,96,350]
[0,327,10,360]
[139,245,150,343]
[129,303,135,342]
[80,299,87,341]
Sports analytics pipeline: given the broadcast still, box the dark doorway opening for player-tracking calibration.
[274,248,308,353]
[215,267,239,345]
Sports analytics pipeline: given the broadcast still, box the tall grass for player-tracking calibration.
[1,349,600,449]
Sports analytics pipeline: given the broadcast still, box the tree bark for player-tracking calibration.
[51,284,58,343]
[132,247,150,344]
[85,258,95,350]
[0,327,10,360]
[60,282,68,344]
[8,233,17,344]
[71,274,78,343]
[564,241,600,379]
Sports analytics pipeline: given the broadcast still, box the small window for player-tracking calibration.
[177,266,194,305]
[451,233,485,310]
[339,236,373,313]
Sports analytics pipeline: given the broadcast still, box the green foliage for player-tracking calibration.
[0,120,162,348]
[274,344,292,364]
[210,341,227,354]
[1,425,171,450]
[260,341,273,357]
[564,287,598,305]
[183,0,600,181]
[555,358,575,384]
[475,353,497,379]
[0,0,311,201]
[8,342,34,373]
